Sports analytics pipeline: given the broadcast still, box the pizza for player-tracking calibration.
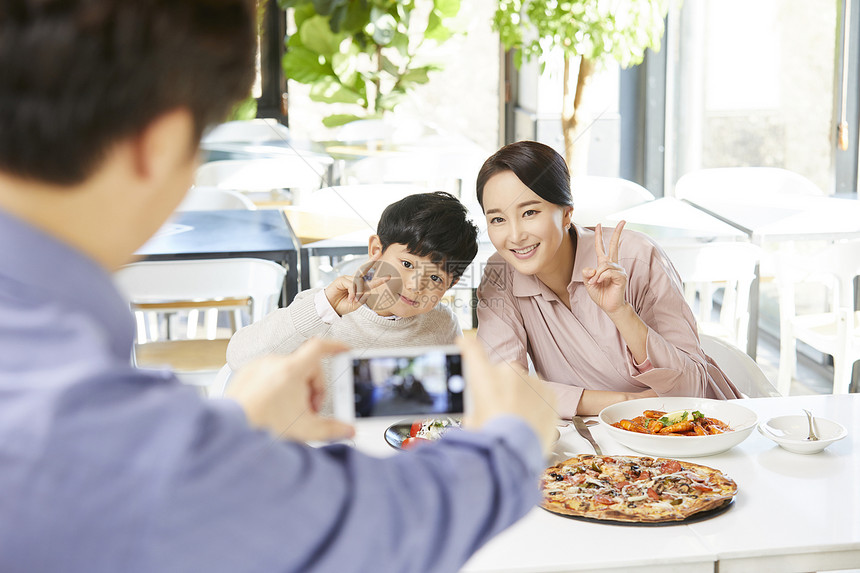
[541,454,737,523]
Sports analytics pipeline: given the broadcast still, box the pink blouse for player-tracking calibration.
[476,225,742,417]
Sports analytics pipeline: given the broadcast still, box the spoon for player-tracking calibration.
[802,409,820,441]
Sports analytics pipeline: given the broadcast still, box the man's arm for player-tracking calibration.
[148,337,556,572]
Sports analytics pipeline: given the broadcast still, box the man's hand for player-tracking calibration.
[225,338,355,443]
[324,253,391,317]
[458,337,559,457]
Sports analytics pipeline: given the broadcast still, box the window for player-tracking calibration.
[666,0,844,195]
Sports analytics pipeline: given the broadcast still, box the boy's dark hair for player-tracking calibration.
[0,0,256,185]
[377,191,479,283]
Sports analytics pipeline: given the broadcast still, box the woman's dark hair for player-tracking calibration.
[0,0,256,185]
[377,191,479,283]
[476,140,573,209]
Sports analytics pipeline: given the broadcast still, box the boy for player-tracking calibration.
[227,192,479,379]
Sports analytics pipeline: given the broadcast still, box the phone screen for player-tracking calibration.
[351,350,464,418]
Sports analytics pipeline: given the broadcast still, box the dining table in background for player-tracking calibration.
[135,209,301,305]
[604,198,758,355]
[198,137,339,187]
[679,193,860,360]
[347,393,859,573]
[199,132,487,190]
[679,193,860,244]
[603,197,749,246]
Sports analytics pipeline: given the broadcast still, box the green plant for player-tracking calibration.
[494,0,670,171]
[279,0,461,127]
[229,95,259,121]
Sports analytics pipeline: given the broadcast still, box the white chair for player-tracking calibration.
[113,258,285,393]
[570,176,655,227]
[296,183,431,226]
[209,363,234,398]
[202,118,290,144]
[699,334,780,398]
[171,187,258,339]
[661,242,761,351]
[335,119,391,143]
[342,148,484,198]
[674,167,825,202]
[175,186,257,211]
[334,118,430,144]
[195,157,329,197]
[775,241,860,395]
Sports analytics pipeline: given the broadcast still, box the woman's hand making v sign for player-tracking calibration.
[582,221,629,316]
[581,221,650,366]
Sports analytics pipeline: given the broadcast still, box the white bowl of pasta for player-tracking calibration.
[598,397,758,458]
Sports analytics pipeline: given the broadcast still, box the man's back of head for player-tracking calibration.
[0,0,256,186]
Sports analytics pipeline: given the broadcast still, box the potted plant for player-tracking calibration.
[278,0,461,128]
[494,0,669,172]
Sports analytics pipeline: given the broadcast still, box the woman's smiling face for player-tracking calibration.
[482,170,572,276]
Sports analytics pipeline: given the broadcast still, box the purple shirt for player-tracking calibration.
[0,208,543,573]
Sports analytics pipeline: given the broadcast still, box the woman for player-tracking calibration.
[475,141,742,416]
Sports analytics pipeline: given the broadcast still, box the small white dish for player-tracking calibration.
[758,415,847,454]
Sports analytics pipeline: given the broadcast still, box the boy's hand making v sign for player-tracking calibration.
[323,253,391,317]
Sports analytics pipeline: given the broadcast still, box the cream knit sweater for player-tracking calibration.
[226,288,462,408]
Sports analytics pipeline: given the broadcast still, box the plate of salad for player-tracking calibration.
[384,417,461,450]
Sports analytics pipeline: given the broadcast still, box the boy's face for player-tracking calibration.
[366,238,455,318]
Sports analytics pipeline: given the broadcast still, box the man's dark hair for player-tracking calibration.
[377,191,479,283]
[0,0,256,185]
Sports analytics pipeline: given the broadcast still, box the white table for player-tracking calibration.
[351,394,860,572]
[136,210,301,305]
[604,197,749,246]
[681,194,860,244]
[681,393,860,573]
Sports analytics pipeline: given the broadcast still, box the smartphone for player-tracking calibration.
[330,345,466,422]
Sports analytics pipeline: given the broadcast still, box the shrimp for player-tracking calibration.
[647,419,664,434]
[619,419,649,433]
[658,421,694,434]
